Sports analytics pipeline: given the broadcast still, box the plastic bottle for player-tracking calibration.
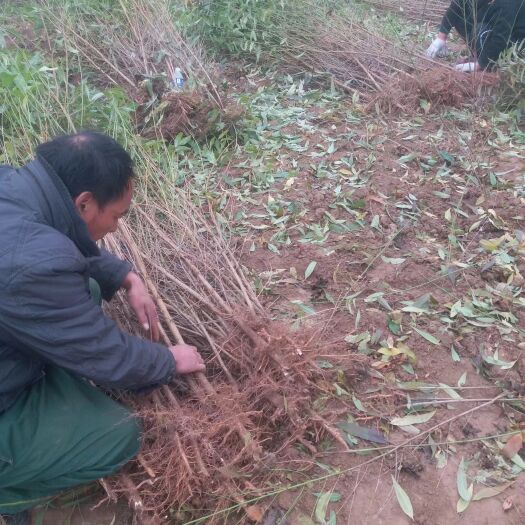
[172,67,184,90]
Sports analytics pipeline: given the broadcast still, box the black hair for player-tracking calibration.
[36,131,135,207]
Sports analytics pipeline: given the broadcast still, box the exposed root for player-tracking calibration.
[370,67,501,113]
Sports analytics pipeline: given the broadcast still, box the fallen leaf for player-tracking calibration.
[503,497,513,511]
[378,343,416,363]
[352,394,365,412]
[391,476,414,520]
[473,482,512,501]
[439,383,462,400]
[501,433,523,460]
[413,326,440,345]
[391,411,435,427]
[457,458,472,502]
[337,422,388,444]
[314,492,332,524]
[457,496,471,513]
[304,260,317,280]
[381,256,406,265]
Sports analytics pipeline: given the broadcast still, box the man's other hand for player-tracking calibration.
[426,36,448,58]
[455,62,479,72]
[122,271,160,342]
[170,344,206,374]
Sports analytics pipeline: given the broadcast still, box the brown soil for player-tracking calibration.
[225,87,525,524]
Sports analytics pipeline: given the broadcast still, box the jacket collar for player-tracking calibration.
[24,157,100,258]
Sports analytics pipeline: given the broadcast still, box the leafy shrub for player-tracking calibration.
[188,0,287,61]
[0,50,135,163]
[498,41,525,116]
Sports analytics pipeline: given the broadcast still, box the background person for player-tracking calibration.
[426,0,525,71]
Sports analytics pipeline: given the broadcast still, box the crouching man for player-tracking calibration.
[0,132,205,524]
[426,0,525,71]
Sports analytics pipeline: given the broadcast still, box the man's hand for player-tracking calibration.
[455,62,479,73]
[426,35,448,58]
[170,344,205,374]
[122,271,160,342]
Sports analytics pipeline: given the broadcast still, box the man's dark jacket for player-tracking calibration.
[440,0,525,69]
[0,158,175,413]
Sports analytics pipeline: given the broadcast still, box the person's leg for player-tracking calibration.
[0,366,140,515]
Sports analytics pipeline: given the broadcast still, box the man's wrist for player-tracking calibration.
[121,271,141,291]
[437,32,448,41]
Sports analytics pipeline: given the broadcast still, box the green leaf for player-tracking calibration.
[451,346,461,362]
[473,482,512,501]
[291,300,316,316]
[439,383,462,400]
[398,152,417,165]
[305,260,317,279]
[456,496,471,513]
[352,394,365,412]
[457,458,471,502]
[336,422,388,444]
[482,352,516,370]
[313,492,341,503]
[413,326,440,345]
[457,372,467,387]
[364,292,385,303]
[388,318,402,335]
[328,510,336,525]
[391,411,436,427]
[438,150,455,165]
[314,492,332,524]
[391,476,414,520]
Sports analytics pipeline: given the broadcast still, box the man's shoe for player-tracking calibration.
[0,510,31,525]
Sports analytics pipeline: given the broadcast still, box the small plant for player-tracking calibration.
[498,41,525,116]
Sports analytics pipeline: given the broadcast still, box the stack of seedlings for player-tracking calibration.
[102,187,360,523]
[360,0,449,24]
[43,0,244,142]
[272,1,499,112]
[271,1,441,94]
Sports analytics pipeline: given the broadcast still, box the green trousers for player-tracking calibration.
[0,280,140,514]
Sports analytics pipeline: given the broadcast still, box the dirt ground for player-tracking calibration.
[34,80,525,524]
[220,75,525,524]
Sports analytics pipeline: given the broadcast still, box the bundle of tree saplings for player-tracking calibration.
[270,0,439,95]
[102,195,361,523]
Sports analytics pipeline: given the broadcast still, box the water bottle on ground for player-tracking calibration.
[172,67,185,90]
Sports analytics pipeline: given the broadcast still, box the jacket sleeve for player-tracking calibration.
[478,0,519,69]
[2,254,176,390]
[439,0,464,34]
[87,248,132,301]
